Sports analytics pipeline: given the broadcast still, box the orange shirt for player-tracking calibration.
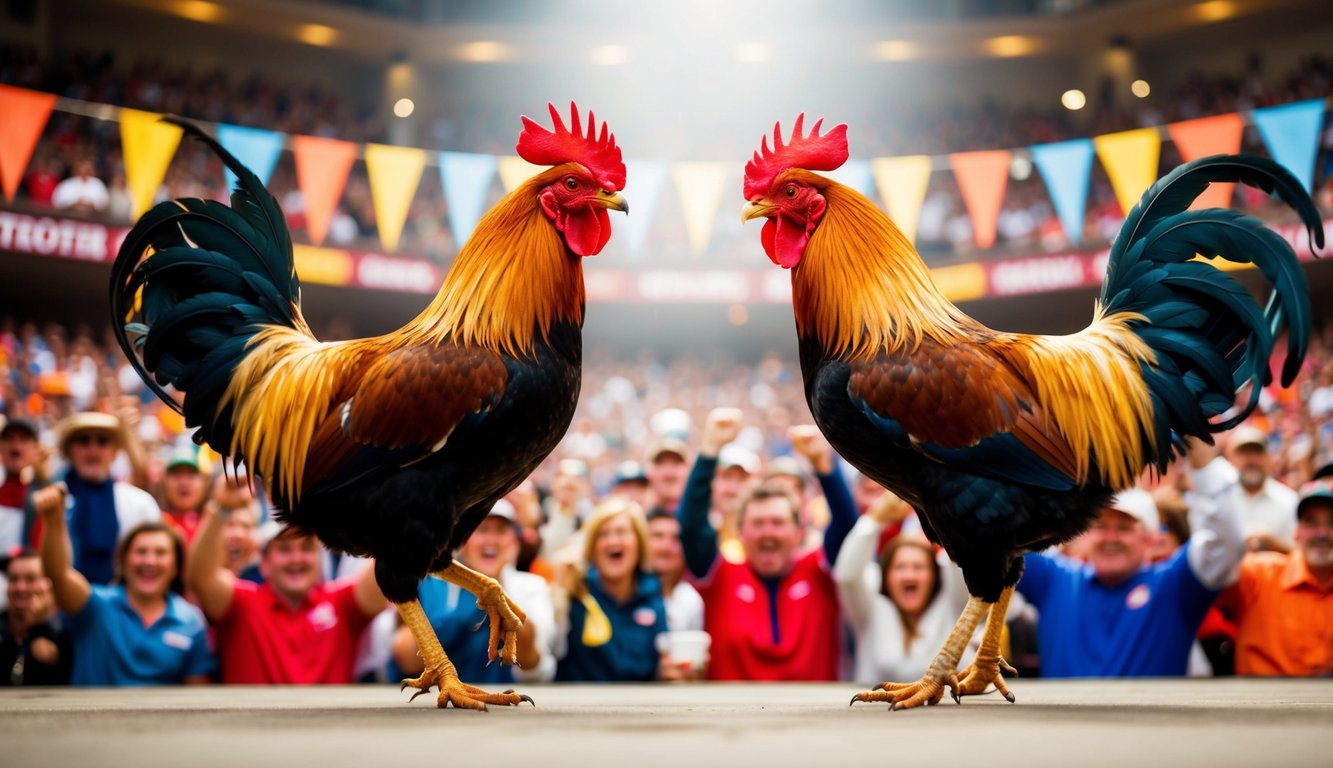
[1218,551,1333,676]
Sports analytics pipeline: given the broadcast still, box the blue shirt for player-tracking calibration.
[556,570,667,683]
[69,585,215,686]
[1018,545,1217,677]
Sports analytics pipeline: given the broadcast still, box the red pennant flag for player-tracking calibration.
[1167,113,1244,210]
[950,150,1012,249]
[0,85,57,202]
[292,135,357,245]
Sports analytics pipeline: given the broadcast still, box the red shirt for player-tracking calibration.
[214,579,372,684]
[163,509,202,546]
[696,549,842,681]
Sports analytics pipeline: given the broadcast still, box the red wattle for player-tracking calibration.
[772,215,808,269]
[761,218,778,265]
[562,205,608,256]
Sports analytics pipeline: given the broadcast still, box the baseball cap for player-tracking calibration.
[1296,478,1333,519]
[1107,488,1159,532]
[255,520,310,551]
[1229,425,1268,452]
[646,436,689,464]
[0,418,38,440]
[165,446,201,473]
[766,455,806,483]
[487,499,520,527]
[718,444,760,475]
[612,461,648,486]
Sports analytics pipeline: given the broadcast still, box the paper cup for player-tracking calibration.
[665,630,711,668]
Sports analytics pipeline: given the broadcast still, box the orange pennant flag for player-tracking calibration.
[292,135,357,246]
[1094,128,1161,216]
[1167,113,1243,210]
[0,85,57,202]
[949,150,1011,249]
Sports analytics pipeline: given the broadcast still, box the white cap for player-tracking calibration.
[1108,488,1159,531]
[718,444,760,475]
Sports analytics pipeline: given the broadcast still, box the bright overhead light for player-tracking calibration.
[1131,79,1151,98]
[295,24,338,47]
[734,42,768,63]
[1061,89,1087,111]
[1194,1,1237,22]
[986,35,1036,58]
[172,0,224,23]
[591,45,628,66]
[393,98,415,118]
[874,40,916,61]
[457,41,509,63]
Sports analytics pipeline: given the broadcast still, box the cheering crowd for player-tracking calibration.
[2,315,1331,687]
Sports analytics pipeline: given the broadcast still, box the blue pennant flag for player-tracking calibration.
[824,160,874,197]
[1252,99,1326,193]
[1030,139,1094,247]
[439,151,498,246]
[216,124,284,192]
[622,160,668,257]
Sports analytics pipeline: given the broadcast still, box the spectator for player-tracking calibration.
[1016,443,1244,677]
[185,509,387,684]
[1,547,72,686]
[1218,478,1333,676]
[645,506,704,633]
[35,492,213,686]
[679,410,857,680]
[159,447,207,546]
[1,419,43,555]
[607,461,650,508]
[50,158,109,214]
[644,437,690,513]
[554,497,668,682]
[1225,425,1299,552]
[834,492,979,684]
[539,458,594,562]
[26,413,159,585]
[391,501,555,685]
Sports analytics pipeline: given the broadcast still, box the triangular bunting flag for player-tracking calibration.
[292,134,357,246]
[364,143,427,252]
[1030,139,1095,246]
[871,155,932,244]
[216,124,284,192]
[1252,99,1325,193]
[0,85,57,202]
[1167,113,1243,209]
[622,160,668,258]
[1093,127,1161,216]
[119,109,184,217]
[498,156,544,192]
[949,149,1011,249]
[439,152,497,246]
[824,160,874,197]
[671,162,729,256]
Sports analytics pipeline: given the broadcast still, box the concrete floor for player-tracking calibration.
[3,679,1331,768]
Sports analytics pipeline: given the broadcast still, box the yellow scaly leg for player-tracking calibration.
[851,596,987,710]
[433,561,528,666]
[956,585,1018,702]
[397,599,532,710]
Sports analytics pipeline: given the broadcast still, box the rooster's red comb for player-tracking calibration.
[516,102,625,191]
[743,114,849,199]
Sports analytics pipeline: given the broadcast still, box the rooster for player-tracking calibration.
[110,103,628,709]
[741,115,1321,708]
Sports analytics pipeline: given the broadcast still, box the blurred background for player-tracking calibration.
[1,0,1331,479]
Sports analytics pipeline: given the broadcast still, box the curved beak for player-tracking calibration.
[742,200,776,224]
[595,190,629,214]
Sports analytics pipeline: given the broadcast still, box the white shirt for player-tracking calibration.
[51,175,109,211]
[1229,472,1298,545]
[500,566,557,683]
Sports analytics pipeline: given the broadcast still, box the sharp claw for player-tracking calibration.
[409,688,431,703]
[519,694,535,706]
[1002,690,1017,704]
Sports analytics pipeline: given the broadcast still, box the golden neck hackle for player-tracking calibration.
[790,174,980,360]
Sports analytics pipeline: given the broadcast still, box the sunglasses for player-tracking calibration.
[70,433,113,447]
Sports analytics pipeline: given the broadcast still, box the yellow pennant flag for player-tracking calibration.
[497,156,544,192]
[364,143,426,252]
[1093,127,1161,216]
[119,109,183,217]
[871,155,932,244]
[672,162,728,256]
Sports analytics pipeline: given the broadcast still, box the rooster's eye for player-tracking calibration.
[785,185,798,198]
[564,178,579,191]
